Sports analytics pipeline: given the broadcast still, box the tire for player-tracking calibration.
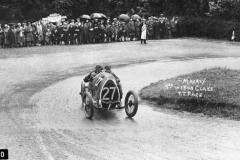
[125,90,138,118]
[82,92,94,119]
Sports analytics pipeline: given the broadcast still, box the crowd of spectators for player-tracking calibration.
[0,14,182,48]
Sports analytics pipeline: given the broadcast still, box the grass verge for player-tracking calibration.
[140,67,240,120]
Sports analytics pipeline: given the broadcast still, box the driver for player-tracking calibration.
[79,65,103,96]
[84,65,103,83]
[104,65,123,99]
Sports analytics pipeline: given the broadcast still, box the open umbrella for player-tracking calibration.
[131,14,141,20]
[90,13,107,19]
[119,14,130,22]
[80,14,91,20]
[148,16,158,20]
[100,13,107,20]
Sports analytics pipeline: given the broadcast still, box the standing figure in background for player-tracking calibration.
[159,14,166,39]
[175,17,181,37]
[165,18,172,39]
[170,16,179,38]
[8,24,17,48]
[147,18,155,39]
[128,19,135,41]
[93,19,100,43]
[105,20,112,42]
[52,26,60,45]
[135,19,141,40]
[16,23,24,47]
[68,22,75,45]
[31,23,37,46]
[3,24,9,48]
[99,20,106,43]
[0,24,4,48]
[62,22,69,45]
[154,19,160,39]
[45,28,52,45]
[83,20,90,44]
[25,22,34,46]
[110,22,116,42]
[89,20,94,43]
[140,19,147,44]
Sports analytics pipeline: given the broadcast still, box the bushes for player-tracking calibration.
[180,16,240,41]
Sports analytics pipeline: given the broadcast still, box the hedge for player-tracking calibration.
[180,16,240,41]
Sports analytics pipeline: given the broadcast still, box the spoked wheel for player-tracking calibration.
[82,92,94,119]
[125,90,138,118]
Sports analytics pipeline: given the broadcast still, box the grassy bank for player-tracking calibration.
[140,67,240,120]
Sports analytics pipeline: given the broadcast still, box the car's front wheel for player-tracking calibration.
[125,90,138,118]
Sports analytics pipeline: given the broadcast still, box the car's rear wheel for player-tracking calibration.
[82,92,94,119]
[125,90,138,118]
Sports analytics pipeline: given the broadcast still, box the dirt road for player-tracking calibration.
[1,39,240,160]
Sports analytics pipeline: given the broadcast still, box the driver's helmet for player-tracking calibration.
[95,65,103,73]
[105,66,111,73]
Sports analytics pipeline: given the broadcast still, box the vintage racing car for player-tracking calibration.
[80,71,138,119]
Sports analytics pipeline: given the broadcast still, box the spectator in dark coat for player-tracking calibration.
[128,19,135,41]
[3,24,9,47]
[154,20,160,39]
[159,14,166,39]
[89,20,94,43]
[92,19,100,43]
[16,23,24,46]
[8,24,17,48]
[105,20,112,42]
[68,22,75,45]
[135,19,141,40]
[52,27,60,45]
[147,18,155,39]
[165,18,172,39]
[83,20,90,44]
[110,22,116,42]
[25,22,34,46]
[99,20,106,43]
[62,22,69,45]
[0,24,4,47]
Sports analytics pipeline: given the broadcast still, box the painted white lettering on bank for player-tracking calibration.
[165,78,214,98]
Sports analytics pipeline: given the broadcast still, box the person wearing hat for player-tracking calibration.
[170,16,180,38]
[114,22,120,42]
[128,19,135,41]
[0,24,4,48]
[92,18,101,43]
[80,65,104,96]
[147,17,155,40]
[110,22,116,42]
[83,65,104,83]
[159,14,166,39]
[175,16,181,37]
[16,23,24,47]
[68,22,75,45]
[105,20,112,42]
[62,21,69,45]
[83,19,90,44]
[3,24,10,48]
[8,24,17,48]
[134,19,141,40]
[139,18,147,44]
[24,22,34,46]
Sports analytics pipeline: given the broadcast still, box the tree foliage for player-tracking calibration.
[0,0,238,23]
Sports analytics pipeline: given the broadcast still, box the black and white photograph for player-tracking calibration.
[0,0,240,159]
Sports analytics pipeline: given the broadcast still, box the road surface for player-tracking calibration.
[1,38,240,160]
